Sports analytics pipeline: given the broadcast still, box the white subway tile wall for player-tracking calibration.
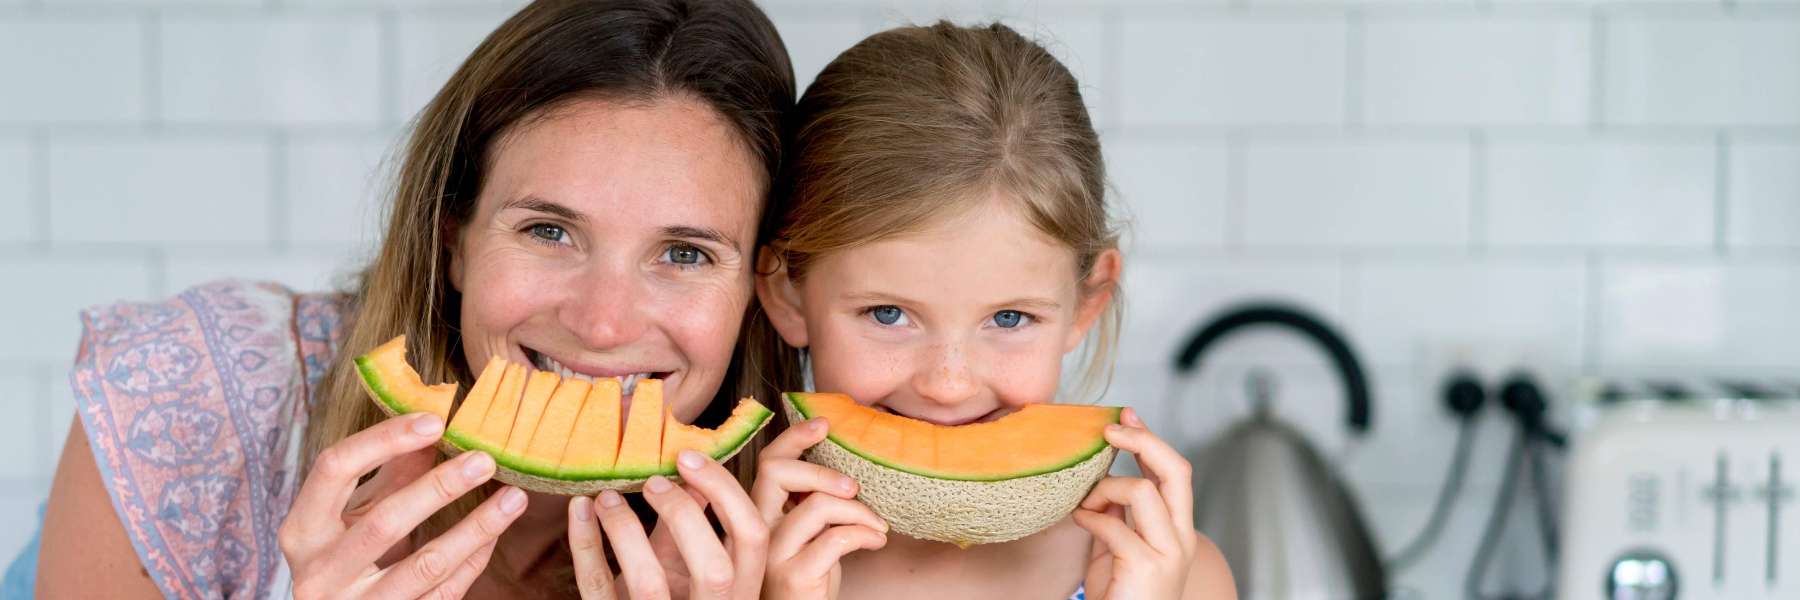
[1,1,1794,595]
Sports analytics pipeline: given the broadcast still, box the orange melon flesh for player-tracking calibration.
[476,363,529,451]
[557,378,624,479]
[520,378,590,474]
[448,359,505,433]
[354,336,456,422]
[659,399,775,471]
[786,392,1120,481]
[503,370,561,457]
[613,379,665,478]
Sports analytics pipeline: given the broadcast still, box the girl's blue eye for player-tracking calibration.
[667,244,705,266]
[993,310,1026,328]
[870,305,904,326]
[528,223,568,244]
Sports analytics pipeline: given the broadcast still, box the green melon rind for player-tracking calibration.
[782,397,1116,546]
[355,355,415,417]
[785,392,1117,482]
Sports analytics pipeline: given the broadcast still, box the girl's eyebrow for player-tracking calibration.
[501,196,586,223]
[991,298,1061,312]
[841,291,920,306]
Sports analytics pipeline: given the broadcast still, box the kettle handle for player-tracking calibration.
[1172,303,1373,435]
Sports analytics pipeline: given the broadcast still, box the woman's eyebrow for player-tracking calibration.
[501,196,587,223]
[663,225,740,250]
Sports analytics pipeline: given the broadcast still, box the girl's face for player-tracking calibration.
[760,194,1121,424]
[450,96,762,424]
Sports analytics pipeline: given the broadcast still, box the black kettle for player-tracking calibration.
[1172,303,1388,600]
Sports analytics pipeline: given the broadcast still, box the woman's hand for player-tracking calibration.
[1073,408,1203,600]
[567,450,768,600]
[278,412,528,599]
[752,418,888,600]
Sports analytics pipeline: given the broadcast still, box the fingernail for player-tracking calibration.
[645,475,672,493]
[462,452,494,481]
[678,450,705,469]
[598,490,624,508]
[809,418,826,431]
[499,487,526,514]
[839,476,856,494]
[1105,424,1122,434]
[411,414,443,437]
[571,496,592,522]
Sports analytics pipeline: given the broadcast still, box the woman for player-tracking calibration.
[31,1,802,598]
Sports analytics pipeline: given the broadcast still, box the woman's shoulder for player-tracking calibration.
[68,278,350,599]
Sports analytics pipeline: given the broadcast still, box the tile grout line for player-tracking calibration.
[271,131,288,252]
[1582,251,1602,374]
[1470,130,1487,254]
[31,128,49,255]
[1588,9,1605,132]
[1225,132,1247,251]
[380,9,400,128]
[145,8,162,132]
[148,247,167,299]
[1714,131,1730,256]
[1344,8,1363,133]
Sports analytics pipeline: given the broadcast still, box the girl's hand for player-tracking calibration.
[278,413,527,600]
[567,450,768,600]
[752,418,888,600]
[1073,408,1203,600]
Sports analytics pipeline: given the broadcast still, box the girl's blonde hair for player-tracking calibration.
[765,21,1122,401]
[301,0,802,586]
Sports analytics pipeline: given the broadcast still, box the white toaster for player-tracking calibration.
[1559,382,1800,599]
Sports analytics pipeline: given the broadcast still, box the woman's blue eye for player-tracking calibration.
[993,310,1025,328]
[667,244,705,265]
[528,223,569,244]
[870,305,903,325]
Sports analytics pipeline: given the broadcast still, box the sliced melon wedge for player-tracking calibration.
[353,335,772,495]
[784,392,1121,546]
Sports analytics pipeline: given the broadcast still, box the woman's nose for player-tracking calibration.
[911,341,979,407]
[559,263,649,350]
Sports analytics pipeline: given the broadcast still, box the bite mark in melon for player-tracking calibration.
[352,336,773,495]
[784,392,1121,545]
[355,336,455,422]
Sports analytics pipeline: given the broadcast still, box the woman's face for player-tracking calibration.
[450,96,762,424]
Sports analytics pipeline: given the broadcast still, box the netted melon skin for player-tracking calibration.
[787,403,1116,546]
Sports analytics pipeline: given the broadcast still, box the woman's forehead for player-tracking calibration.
[478,97,762,239]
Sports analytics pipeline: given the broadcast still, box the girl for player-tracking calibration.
[751,22,1236,600]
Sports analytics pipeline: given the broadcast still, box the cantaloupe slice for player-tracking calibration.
[445,358,506,450]
[613,379,666,479]
[661,399,774,471]
[502,370,561,458]
[476,363,529,450]
[355,336,456,422]
[518,378,590,475]
[353,335,772,495]
[784,392,1120,545]
[557,378,623,480]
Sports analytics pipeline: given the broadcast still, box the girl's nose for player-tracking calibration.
[559,263,649,350]
[911,341,979,407]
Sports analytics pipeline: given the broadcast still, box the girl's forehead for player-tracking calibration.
[813,201,1080,299]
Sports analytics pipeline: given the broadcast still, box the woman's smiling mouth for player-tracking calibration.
[520,346,669,396]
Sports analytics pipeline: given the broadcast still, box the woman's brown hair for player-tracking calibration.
[766,21,1122,401]
[302,0,803,582]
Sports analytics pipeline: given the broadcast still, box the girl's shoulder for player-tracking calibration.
[68,279,349,599]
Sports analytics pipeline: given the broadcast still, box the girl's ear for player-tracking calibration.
[755,245,810,349]
[1065,248,1122,353]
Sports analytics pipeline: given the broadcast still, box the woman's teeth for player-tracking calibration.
[531,354,655,395]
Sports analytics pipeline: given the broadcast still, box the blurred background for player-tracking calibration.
[0,0,1796,597]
